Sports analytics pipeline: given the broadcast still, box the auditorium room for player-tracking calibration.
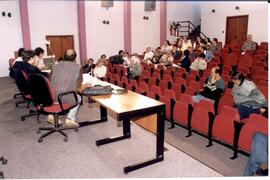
[0,0,268,178]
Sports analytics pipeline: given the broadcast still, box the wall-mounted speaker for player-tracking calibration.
[2,11,6,17]
[211,9,215,13]
[235,6,240,10]
[7,12,11,17]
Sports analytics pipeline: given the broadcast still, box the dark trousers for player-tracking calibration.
[235,104,260,119]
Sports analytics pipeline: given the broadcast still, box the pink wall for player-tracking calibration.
[160,1,167,46]
[124,1,132,54]
[77,0,87,65]
[19,0,31,49]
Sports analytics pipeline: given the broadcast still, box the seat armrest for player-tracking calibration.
[58,91,78,111]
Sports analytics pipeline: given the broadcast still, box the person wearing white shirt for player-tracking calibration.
[93,60,107,79]
[122,51,130,67]
[190,53,207,71]
[34,47,46,70]
[13,48,25,65]
[161,40,173,54]
[143,46,154,64]
[159,51,174,66]
[181,37,192,52]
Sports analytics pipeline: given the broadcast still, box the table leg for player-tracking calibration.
[123,108,165,173]
[79,105,108,127]
[96,117,131,146]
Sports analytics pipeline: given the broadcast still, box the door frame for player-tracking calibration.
[225,15,249,44]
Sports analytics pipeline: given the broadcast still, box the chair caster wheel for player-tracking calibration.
[63,137,68,142]
[74,128,78,132]
[37,130,41,134]
[21,117,25,121]
[2,159,7,165]
[38,138,43,143]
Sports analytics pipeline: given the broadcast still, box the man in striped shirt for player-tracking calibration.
[192,66,225,103]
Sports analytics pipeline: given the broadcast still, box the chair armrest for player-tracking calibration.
[58,91,78,111]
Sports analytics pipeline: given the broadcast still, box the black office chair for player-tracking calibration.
[28,73,79,143]
[0,156,7,179]
[12,68,38,121]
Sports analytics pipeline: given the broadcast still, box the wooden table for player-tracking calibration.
[79,90,165,174]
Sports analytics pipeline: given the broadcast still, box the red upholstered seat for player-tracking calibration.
[147,77,156,89]
[173,94,194,126]
[38,103,73,113]
[212,106,240,145]
[238,114,268,152]
[159,96,172,120]
[191,100,215,135]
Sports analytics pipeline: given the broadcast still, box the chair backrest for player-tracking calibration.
[195,99,215,114]
[179,93,194,106]
[13,68,30,95]
[163,89,176,100]
[28,73,54,107]
[219,105,240,121]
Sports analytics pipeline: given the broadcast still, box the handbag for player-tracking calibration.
[82,85,113,96]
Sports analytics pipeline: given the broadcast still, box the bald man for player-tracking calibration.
[49,49,90,127]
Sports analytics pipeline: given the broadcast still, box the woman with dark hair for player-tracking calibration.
[161,40,172,54]
[34,47,46,70]
[232,73,267,119]
[179,50,191,72]
[13,48,25,65]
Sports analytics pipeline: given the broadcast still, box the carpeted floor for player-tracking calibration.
[0,76,248,178]
[0,76,222,178]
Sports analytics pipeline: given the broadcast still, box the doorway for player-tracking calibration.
[45,35,74,60]
[225,15,248,45]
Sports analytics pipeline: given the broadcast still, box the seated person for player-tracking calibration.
[13,48,25,65]
[127,55,142,80]
[231,73,267,119]
[122,51,130,66]
[159,51,174,66]
[179,50,191,72]
[13,50,49,78]
[193,66,225,103]
[241,34,257,53]
[244,132,268,176]
[187,46,197,60]
[172,44,181,61]
[190,53,207,71]
[152,47,162,64]
[81,58,95,74]
[181,37,192,52]
[93,59,107,80]
[109,50,124,65]
[143,46,154,64]
[161,40,173,54]
[50,49,91,127]
[10,48,25,78]
[205,38,220,61]
[34,47,46,70]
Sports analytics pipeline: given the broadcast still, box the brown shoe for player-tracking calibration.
[65,118,79,128]
[47,115,63,125]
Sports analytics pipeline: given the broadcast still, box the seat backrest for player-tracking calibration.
[179,93,194,106]
[219,105,240,121]
[152,71,161,80]
[188,81,201,92]
[13,68,30,95]
[195,99,215,114]
[150,85,161,96]
[28,74,54,107]
[130,79,138,87]
[163,74,173,82]
[163,89,176,100]
[139,81,149,91]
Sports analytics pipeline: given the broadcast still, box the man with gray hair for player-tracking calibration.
[241,34,257,53]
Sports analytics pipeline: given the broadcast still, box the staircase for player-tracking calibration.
[169,21,208,41]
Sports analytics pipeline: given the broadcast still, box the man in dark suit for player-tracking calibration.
[109,50,124,65]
